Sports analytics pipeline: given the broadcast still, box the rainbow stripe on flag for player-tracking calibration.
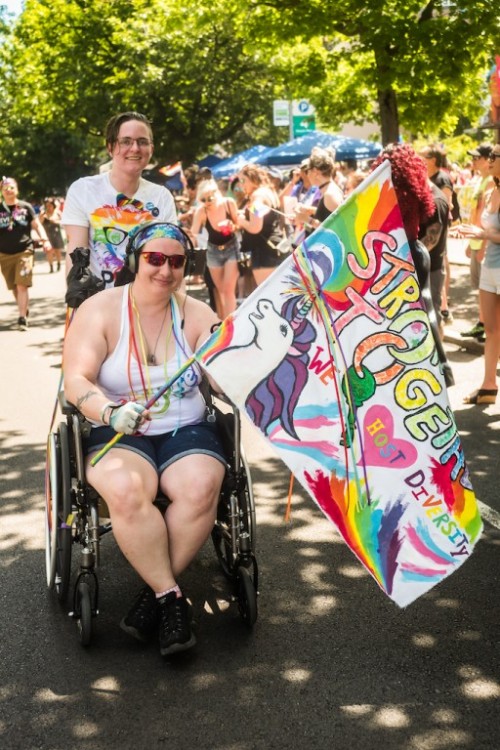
[197,161,482,607]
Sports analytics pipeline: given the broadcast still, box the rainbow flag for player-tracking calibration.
[159,161,182,177]
[248,201,272,218]
[197,161,482,607]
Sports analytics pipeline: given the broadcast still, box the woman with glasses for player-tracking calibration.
[454,147,500,404]
[63,222,226,657]
[62,112,176,288]
[190,178,240,318]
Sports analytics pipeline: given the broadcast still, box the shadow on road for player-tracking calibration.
[1,266,499,750]
[1,438,499,750]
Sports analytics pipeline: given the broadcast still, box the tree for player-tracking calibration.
[0,0,282,193]
[0,0,498,194]
[249,0,500,144]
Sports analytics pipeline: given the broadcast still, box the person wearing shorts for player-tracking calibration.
[63,221,226,657]
[457,144,500,405]
[190,179,240,318]
[237,164,284,287]
[0,177,51,330]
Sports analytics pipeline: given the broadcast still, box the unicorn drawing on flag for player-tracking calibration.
[200,295,317,440]
[246,296,317,439]
[201,298,295,394]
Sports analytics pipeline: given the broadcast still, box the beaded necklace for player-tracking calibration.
[127,286,174,403]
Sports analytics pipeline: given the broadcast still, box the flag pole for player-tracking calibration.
[89,355,198,466]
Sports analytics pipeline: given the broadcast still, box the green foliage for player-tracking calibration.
[0,0,498,196]
[248,0,500,142]
[0,0,278,193]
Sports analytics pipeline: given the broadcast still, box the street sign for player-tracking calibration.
[292,99,316,137]
[273,100,290,127]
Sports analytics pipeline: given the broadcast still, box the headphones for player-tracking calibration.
[124,221,195,275]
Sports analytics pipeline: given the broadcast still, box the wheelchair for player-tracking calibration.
[44,392,259,646]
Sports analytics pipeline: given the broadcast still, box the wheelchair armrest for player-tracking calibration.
[210,388,233,408]
[58,391,79,416]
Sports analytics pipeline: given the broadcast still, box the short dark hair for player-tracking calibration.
[105,112,153,148]
[420,144,448,169]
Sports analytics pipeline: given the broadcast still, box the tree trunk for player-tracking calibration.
[377,86,399,146]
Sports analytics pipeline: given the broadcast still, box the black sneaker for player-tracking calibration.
[158,592,196,656]
[120,586,158,642]
[18,316,28,331]
[460,322,484,339]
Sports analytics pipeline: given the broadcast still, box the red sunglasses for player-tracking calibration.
[141,251,186,269]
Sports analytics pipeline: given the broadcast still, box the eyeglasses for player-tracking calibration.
[200,196,216,203]
[141,251,186,269]
[488,153,500,162]
[103,226,128,246]
[116,137,153,149]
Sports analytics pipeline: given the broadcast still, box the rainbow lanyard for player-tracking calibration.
[127,286,174,402]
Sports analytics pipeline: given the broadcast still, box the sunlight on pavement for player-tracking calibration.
[411,633,437,648]
[90,676,121,696]
[337,563,370,578]
[281,667,312,683]
[407,728,470,749]
[373,706,411,728]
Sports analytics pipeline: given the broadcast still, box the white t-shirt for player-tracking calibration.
[62,172,177,286]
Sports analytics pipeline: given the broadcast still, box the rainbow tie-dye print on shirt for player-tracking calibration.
[88,195,158,287]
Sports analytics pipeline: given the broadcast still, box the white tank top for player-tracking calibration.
[97,285,206,435]
[481,206,500,269]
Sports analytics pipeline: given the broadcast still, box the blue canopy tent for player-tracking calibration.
[211,144,274,178]
[257,131,382,166]
[164,173,183,192]
[197,154,225,170]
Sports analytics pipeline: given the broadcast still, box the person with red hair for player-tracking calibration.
[370,143,454,387]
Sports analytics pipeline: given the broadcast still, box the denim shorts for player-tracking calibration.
[84,421,228,474]
[206,236,239,268]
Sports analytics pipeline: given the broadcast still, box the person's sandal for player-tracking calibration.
[463,388,498,405]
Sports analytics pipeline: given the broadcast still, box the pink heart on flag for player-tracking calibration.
[359,405,418,469]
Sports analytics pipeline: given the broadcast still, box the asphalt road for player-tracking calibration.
[1,252,499,750]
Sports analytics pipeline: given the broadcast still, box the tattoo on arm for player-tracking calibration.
[76,390,99,410]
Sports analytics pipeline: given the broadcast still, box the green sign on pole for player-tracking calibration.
[292,99,316,137]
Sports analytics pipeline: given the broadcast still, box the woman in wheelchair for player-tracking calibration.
[63,221,226,657]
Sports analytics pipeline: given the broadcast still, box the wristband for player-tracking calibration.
[99,401,119,426]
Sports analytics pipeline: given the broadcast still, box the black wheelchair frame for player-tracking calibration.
[45,393,258,646]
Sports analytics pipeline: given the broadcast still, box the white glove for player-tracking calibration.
[109,402,146,435]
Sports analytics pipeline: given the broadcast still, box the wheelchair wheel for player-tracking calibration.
[76,581,92,647]
[239,452,257,552]
[46,423,73,602]
[212,522,235,580]
[212,456,257,579]
[45,433,59,589]
[236,565,258,628]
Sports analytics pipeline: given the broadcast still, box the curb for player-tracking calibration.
[443,329,484,355]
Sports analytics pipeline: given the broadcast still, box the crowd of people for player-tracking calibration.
[2,109,499,659]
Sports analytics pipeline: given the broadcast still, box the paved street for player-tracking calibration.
[0,250,499,750]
